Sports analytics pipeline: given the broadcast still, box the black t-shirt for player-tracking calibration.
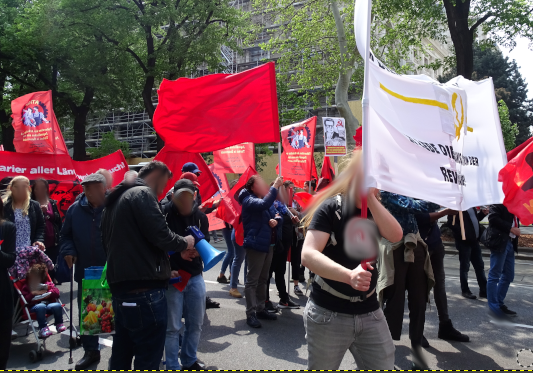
[308,196,379,315]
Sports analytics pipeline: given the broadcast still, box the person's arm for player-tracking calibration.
[0,223,16,269]
[32,201,46,244]
[429,208,456,223]
[367,189,403,243]
[488,204,513,234]
[132,189,191,253]
[59,206,77,268]
[46,282,60,301]
[243,187,279,212]
[380,191,440,214]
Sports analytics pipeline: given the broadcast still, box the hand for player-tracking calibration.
[181,249,198,262]
[288,207,298,215]
[348,264,373,292]
[184,235,195,250]
[34,241,45,251]
[269,219,278,228]
[444,209,458,216]
[41,205,48,213]
[291,216,300,224]
[273,176,284,188]
[170,270,181,279]
[367,188,380,199]
[64,255,77,269]
[511,227,521,237]
[482,208,489,215]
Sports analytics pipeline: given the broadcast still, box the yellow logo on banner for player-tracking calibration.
[451,92,473,140]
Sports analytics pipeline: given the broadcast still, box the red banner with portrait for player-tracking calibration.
[279,117,317,184]
[213,143,255,174]
[11,91,68,155]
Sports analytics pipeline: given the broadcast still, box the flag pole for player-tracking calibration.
[334,156,338,175]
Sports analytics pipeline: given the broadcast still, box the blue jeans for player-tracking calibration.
[77,284,99,351]
[230,230,247,289]
[110,288,167,370]
[220,228,235,274]
[31,302,63,329]
[487,240,515,315]
[165,275,206,370]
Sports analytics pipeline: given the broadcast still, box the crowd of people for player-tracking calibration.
[0,152,522,370]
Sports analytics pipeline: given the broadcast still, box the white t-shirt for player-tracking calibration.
[510,217,518,239]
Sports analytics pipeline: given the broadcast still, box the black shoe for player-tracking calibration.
[265,300,277,313]
[75,351,101,370]
[206,297,220,309]
[246,313,262,328]
[183,361,204,370]
[216,275,228,284]
[462,291,477,300]
[277,298,300,309]
[479,289,487,299]
[257,310,278,320]
[421,335,430,348]
[438,319,470,342]
[500,305,517,317]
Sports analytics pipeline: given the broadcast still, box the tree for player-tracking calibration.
[87,131,130,159]
[498,100,519,151]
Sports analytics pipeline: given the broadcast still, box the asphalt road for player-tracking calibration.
[7,240,533,371]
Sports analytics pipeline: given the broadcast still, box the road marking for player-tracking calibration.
[490,320,533,329]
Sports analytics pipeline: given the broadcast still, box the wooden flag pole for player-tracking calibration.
[334,156,338,175]
[458,211,466,240]
[278,142,282,177]
[279,141,293,297]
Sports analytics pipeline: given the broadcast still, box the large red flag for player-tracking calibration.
[499,141,533,225]
[276,156,318,189]
[279,117,317,184]
[320,156,335,182]
[507,137,533,161]
[11,91,68,155]
[154,147,219,201]
[204,164,230,231]
[213,143,256,174]
[153,63,280,153]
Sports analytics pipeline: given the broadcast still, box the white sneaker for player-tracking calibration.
[11,330,18,340]
[294,285,303,296]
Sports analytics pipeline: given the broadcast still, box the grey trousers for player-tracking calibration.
[244,247,274,316]
[304,299,395,370]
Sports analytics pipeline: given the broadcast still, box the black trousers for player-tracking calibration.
[291,240,303,281]
[0,285,14,369]
[429,244,449,323]
[455,239,487,294]
[267,246,289,302]
[383,242,428,344]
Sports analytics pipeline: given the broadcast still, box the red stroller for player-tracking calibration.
[11,273,81,363]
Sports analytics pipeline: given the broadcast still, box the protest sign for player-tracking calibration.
[323,117,347,156]
[213,143,255,174]
[279,117,317,184]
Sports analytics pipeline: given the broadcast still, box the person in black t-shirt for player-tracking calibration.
[301,155,403,370]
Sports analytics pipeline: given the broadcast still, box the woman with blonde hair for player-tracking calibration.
[301,152,403,370]
[2,176,45,250]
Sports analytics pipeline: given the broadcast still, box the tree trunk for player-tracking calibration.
[70,87,94,161]
[331,0,358,143]
[1,122,15,151]
[442,0,474,80]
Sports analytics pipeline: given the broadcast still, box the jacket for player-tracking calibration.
[447,208,486,243]
[59,195,106,282]
[165,203,210,278]
[487,204,518,253]
[21,281,60,305]
[377,232,435,305]
[0,221,17,319]
[8,246,54,281]
[3,199,45,244]
[101,179,189,294]
[238,187,282,253]
[45,199,62,247]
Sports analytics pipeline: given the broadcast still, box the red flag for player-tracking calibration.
[499,141,533,225]
[354,126,362,149]
[154,63,280,153]
[320,156,335,182]
[507,137,533,161]
[280,117,317,183]
[154,147,219,201]
[11,91,68,155]
[213,143,256,173]
[276,157,318,190]
[72,150,128,188]
[205,164,230,231]
[293,192,313,211]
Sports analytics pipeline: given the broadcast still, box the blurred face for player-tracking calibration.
[251,177,269,198]
[10,179,30,203]
[173,191,196,216]
[28,272,41,288]
[100,171,113,190]
[32,181,48,201]
[84,182,106,208]
[144,171,170,196]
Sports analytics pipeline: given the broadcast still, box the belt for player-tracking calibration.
[314,275,375,302]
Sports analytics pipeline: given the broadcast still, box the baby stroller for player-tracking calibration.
[11,273,81,363]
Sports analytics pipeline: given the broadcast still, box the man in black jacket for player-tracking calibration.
[448,207,488,299]
[101,161,195,370]
[164,179,209,371]
[487,204,519,318]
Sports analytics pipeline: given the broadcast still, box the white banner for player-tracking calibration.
[354,0,506,210]
[323,117,347,156]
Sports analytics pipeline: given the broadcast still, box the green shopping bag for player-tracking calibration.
[80,264,115,336]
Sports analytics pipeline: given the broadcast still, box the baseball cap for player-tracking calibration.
[180,172,200,187]
[182,162,201,174]
[81,173,106,187]
[173,179,196,197]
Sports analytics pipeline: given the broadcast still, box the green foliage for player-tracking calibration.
[87,132,130,159]
[498,100,519,151]
[255,143,273,173]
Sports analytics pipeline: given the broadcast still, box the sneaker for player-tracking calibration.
[278,298,300,309]
[56,323,67,333]
[438,320,469,342]
[11,330,18,340]
[294,285,304,296]
[257,310,278,320]
[265,300,277,313]
[246,313,262,328]
[183,361,204,370]
[217,275,229,284]
[38,326,52,339]
[206,297,220,309]
[229,288,242,298]
[461,291,477,300]
[500,305,517,317]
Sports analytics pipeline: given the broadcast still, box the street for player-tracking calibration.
[7,240,533,371]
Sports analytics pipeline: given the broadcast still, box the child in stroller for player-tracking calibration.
[20,263,66,338]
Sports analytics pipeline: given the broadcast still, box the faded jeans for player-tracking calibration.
[304,299,395,370]
[488,240,515,315]
[230,230,247,289]
[165,275,206,370]
[219,228,235,275]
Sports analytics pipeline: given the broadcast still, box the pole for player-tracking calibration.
[458,211,466,240]
[278,142,282,177]
[334,156,338,175]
